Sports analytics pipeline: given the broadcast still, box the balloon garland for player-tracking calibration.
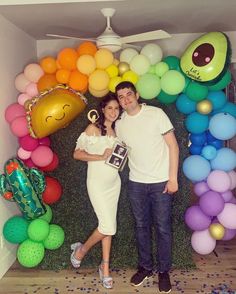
[1,32,236,268]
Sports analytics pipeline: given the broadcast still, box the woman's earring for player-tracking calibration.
[87,109,99,124]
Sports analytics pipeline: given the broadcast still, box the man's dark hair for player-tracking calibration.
[115,81,137,95]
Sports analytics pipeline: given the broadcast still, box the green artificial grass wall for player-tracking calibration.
[39,94,195,270]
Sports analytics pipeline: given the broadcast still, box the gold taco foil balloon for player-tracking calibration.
[26,85,87,138]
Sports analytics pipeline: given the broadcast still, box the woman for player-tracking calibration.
[71,93,122,289]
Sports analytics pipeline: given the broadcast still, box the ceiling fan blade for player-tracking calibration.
[120,30,171,43]
[46,33,96,41]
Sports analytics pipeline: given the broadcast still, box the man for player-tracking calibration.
[115,81,179,293]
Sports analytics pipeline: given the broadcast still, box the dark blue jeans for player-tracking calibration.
[128,180,172,272]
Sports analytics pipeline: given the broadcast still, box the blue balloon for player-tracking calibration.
[206,130,217,142]
[209,113,236,140]
[176,93,196,114]
[207,91,227,110]
[211,147,236,172]
[185,112,209,134]
[201,145,217,160]
[183,155,211,182]
[189,132,207,146]
[189,144,203,155]
[211,102,236,118]
[208,139,224,150]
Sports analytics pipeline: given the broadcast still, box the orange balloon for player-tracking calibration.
[77,41,97,57]
[57,48,78,71]
[40,56,57,74]
[37,74,58,92]
[68,70,88,91]
[56,69,71,84]
[56,59,62,69]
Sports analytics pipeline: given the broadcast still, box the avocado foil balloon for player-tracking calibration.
[180,32,231,83]
[25,84,87,138]
[0,158,46,220]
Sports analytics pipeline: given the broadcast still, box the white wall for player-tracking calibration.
[37,31,236,61]
[0,14,37,279]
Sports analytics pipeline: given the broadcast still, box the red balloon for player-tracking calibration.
[40,153,59,172]
[42,176,62,204]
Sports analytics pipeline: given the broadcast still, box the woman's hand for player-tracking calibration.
[101,148,113,160]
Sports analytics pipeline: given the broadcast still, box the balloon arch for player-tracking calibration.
[1,32,236,267]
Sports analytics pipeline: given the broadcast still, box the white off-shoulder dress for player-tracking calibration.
[75,132,121,235]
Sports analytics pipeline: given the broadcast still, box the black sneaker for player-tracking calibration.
[158,271,171,293]
[130,267,153,286]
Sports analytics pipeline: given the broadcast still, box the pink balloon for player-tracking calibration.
[17,93,31,106]
[38,137,51,146]
[207,170,231,193]
[24,63,44,83]
[5,103,26,123]
[31,145,53,167]
[191,229,216,255]
[222,228,236,241]
[221,190,233,202]
[10,116,29,137]
[23,158,36,168]
[228,170,236,190]
[19,134,39,151]
[25,82,39,97]
[14,73,31,92]
[217,203,236,229]
[17,147,32,160]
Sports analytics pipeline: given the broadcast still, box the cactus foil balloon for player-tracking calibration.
[0,158,46,220]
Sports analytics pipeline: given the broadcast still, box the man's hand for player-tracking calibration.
[163,180,178,194]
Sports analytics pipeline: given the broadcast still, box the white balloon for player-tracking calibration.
[228,170,236,190]
[141,43,163,65]
[191,229,216,255]
[130,54,150,76]
[217,203,236,229]
[119,48,139,64]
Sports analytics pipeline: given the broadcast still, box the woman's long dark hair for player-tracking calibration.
[95,93,122,136]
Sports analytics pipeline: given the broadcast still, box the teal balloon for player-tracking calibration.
[43,224,65,250]
[163,56,180,70]
[183,155,211,182]
[201,145,217,160]
[208,70,231,91]
[211,102,236,118]
[185,112,209,134]
[157,90,178,104]
[186,81,208,101]
[136,73,161,99]
[3,216,29,244]
[161,70,185,95]
[176,93,196,114]
[207,91,227,110]
[28,219,50,242]
[39,204,53,223]
[17,239,45,268]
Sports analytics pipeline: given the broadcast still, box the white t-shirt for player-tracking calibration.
[115,104,174,183]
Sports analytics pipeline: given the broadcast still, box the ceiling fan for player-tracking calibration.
[46,8,171,53]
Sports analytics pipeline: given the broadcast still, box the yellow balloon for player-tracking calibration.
[209,223,225,240]
[106,64,118,78]
[27,85,86,138]
[89,69,110,91]
[109,76,122,93]
[197,99,213,114]
[122,70,139,84]
[76,55,96,75]
[118,62,130,75]
[95,49,114,69]
[89,86,109,98]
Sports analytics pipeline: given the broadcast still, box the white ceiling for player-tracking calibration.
[0,0,236,41]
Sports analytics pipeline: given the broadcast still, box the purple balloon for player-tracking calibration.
[194,181,210,197]
[221,190,233,202]
[222,228,236,241]
[229,197,236,204]
[199,190,225,216]
[185,205,211,231]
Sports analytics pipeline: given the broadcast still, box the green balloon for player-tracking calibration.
[39,204,53,223]
[185,81,208,101]
[17,239,45,268]
[147,64,156,74]
[3,216,29,244]
[136,73,161,99]
[155,62,169,77]
[161,70,185,95]
[43,224,65,250]
[208,70,232,91]
[157,90,178,104]
[28,219,50,242]
[163,56,180,70]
